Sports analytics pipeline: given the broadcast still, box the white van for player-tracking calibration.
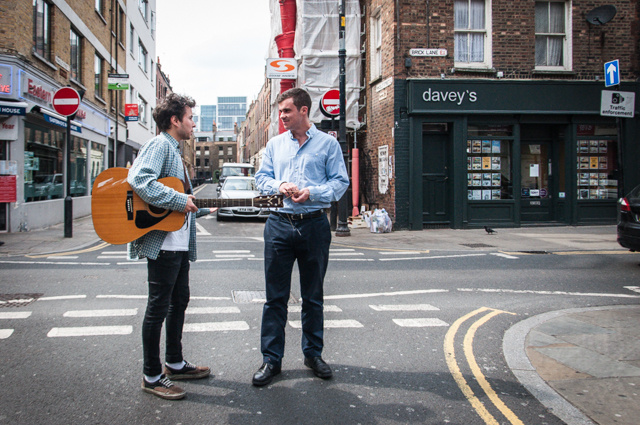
[218,163,255,185]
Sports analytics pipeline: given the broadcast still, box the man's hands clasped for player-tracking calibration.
[279,182,310,203]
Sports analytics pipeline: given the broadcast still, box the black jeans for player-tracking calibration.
[142,250,190,376]
[260,213,331,366]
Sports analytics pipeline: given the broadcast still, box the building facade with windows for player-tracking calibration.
[361,0,639,230]
[217,96,247,133]
[0,0,130,232]
[200,104,217,132]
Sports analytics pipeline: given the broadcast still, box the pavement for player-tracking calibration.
[1,215,639,425]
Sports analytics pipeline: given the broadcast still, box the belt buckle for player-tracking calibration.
[295,213,304,220]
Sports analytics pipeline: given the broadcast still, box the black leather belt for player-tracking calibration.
[271,210,324,220]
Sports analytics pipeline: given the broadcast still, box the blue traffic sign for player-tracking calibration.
[604,59,620,87]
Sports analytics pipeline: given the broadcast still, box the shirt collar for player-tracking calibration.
[161,131,180,149]
[286,123,318,143]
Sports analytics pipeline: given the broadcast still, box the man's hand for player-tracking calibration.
[290,187,310,203]
[279,182,299,198]
[184,195,198,213]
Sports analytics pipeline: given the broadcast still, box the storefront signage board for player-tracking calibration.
[0,64,13,95]
[108,74,129,90]
[266,58,297,79]
[0,175,17,203]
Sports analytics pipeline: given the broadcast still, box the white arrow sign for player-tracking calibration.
[604,59,620,87]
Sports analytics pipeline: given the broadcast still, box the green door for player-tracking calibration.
[422,132,450,225]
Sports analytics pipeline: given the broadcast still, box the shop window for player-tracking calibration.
[576,130,618,200]
[24,123,64,202]
[69,136,87,197]
[90,142,105,192]
[535,1,572,70]
[33,0,51,60]
[467,125,513,200]
[454,0,492,69]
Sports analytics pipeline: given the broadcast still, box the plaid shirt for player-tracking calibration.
[127,132,208,261]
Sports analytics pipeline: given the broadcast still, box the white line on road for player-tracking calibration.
[186,307,240,314]
[378,251,423,255]
[100,251,127,255]
[0,260,109,266]
[47,326,133,337]
[63,309,138,318]
[325,289,449,300]
[393,318,449,327]
[116,261,146,265]
[330,249,356,252]
[458,288,640,298]
[379,253,486,261]
[491,253,519,259]
[369,304,440,312]
[329,258,375,262]
[288,305,343,313]
[47,256,79,260]
[289,319,363,328]
[195,222,211,236]
[212,250,251,254]
[183,321,249,332]
[214,254,256,258]
[38,295,87,301]
[330,252,365,256]
[0,312,32,319]
[0,329,14,339]
[96,295,147,300]
[195,258,243,263]
[0,298,35,305]
[97,255,127,259]
[624,286,640,293]
[190,296,233,301]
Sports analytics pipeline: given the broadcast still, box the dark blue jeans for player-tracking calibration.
[261,213,331,366]
[142,250,190,376]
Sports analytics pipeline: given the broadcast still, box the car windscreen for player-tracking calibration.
[221,167,255,178]
[223,179,256,191]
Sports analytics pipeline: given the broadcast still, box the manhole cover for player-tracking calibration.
[460,243,495,248]
[0,293,43,308]
[232,290,299,304]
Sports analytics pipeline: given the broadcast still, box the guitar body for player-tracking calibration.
[91,168,283,245]
[91,168,186,245]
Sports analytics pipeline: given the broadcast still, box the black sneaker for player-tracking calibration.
[141,375,186,400]
[164,360,211,380]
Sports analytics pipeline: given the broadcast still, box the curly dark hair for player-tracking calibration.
[153,93,196,132]
[276,88,311,114]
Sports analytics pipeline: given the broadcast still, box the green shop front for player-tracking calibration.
[400,79,639,230]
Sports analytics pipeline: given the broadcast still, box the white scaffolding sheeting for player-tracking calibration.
[269,0,362,132]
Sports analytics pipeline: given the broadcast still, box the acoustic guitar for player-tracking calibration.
[91,167,282,245]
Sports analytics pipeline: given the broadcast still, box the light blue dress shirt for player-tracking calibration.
[255,124,349,214]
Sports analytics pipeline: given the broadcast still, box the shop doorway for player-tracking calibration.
[520,140,554,222]
[422,125,450,226]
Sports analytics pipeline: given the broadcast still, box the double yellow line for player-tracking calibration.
[444,307,523,425]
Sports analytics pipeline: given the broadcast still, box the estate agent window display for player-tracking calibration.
[467,125,513,201]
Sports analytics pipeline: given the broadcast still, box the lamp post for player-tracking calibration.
[335,0,350,237]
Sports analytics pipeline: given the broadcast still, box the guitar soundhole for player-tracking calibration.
[149,205,166,215]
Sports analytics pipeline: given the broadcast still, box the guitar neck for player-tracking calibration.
[195,198,257,208]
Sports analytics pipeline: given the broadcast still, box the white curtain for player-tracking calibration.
[454,0,485,62]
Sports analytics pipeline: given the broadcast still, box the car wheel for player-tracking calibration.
[216,213,225,221]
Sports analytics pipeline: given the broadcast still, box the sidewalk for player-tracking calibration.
[1,216,638,425]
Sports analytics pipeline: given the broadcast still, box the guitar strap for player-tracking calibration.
[181,159,192,195]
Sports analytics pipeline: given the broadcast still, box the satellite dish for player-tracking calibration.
[586,5,617,25]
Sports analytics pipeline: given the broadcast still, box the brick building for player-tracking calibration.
[360,0,640,229]
[238,77,272,170]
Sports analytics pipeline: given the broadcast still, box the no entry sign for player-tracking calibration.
[52,87,81,116]
[320,89,340,117]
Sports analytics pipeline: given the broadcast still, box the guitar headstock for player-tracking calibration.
[254,194,284,208]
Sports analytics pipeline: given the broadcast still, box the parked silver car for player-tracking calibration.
[216,176,272,221]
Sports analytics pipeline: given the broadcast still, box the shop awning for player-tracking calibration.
[30,105,82,133]
[0,100,28,116]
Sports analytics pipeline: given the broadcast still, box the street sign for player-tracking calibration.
[266,58,297,79]
[125,103,139,122]
[319,89,340,117]
[108,73,129,90]
[409,48,448,57]
[52,87,81,116]
[600,90,635,118]
[604,59,620,87]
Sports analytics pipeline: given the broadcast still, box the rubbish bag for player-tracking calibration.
[369,209,392,233]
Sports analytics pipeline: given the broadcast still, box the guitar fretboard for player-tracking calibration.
[195,198,256,208]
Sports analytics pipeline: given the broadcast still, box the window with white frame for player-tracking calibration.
[33,0,51,60]
[138,40,148,73]
[95,0,103,15]
[535,1,571,69]
[70,29,82,81]
[138,0,148,22]
[370,9,382,81]
[94,54,103,98]
[129,24,134,55]
[454,0,492,68]
[138,95,147,124]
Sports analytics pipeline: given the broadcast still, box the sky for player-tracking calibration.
[155,0,272,109]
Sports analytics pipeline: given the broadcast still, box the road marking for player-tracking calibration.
[393,318,449,327]
[212,250,251,253]
[0,312,32,319]
[378,251,423,255]
[26,241,110,258]
[330,258,374,262]
[190,296,233,301]
[491,252,519,259]
[97,255,127,259]
[0,260,109,266]
[47,256,79,260]
[325,289,448,300]
[0,329,14,339]
[0,298,35,305]
[458,288,640,298]
[186,307,240,314]
[370,304,440,311]
[330,248,356,252]
[195,258,243,263]
[47,326,133,337]
[289,305,343,313]
[379,253,486,262]
[100,251,127,254]
[289,319,363,328]
[96,295,147,300]
[195,222,211,236]
[624,286,640,293]
[63,309,138,318]
[116,261,146,265]
[332,242,429,254]
[38,295,86,301]
[445,307,521,425]
[183,321,249,332]
[329,252,365,256]
[214,254,255,258]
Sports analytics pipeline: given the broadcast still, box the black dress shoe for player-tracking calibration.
[252,362,281,386]
[304,356,332,379]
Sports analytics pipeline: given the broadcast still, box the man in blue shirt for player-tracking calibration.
[128,93,212,400]
[252,88,349,386]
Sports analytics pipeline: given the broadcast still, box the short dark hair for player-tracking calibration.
[153,93,196,132]
[276,88,311,114]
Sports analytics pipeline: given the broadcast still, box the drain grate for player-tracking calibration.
[0,293,43,308]
[460,243,495,248]
[232,290,299,304]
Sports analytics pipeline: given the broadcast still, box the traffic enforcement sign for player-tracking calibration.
[604,59,620,87]
[320,89,340,117]
[52,87,80,116]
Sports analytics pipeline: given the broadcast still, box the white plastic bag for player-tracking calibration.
[370,209,392,233]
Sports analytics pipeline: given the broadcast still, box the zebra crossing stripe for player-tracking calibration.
[288,305,343,313]
[0,329,14,339]
[0,312,32,319]
[393,318,449,327]
[289,319,363,328]
[63,309,138,318]
[183,321,249,332]
[369,304,440,312]
[47,326,133,337]
[186,307,241,314]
